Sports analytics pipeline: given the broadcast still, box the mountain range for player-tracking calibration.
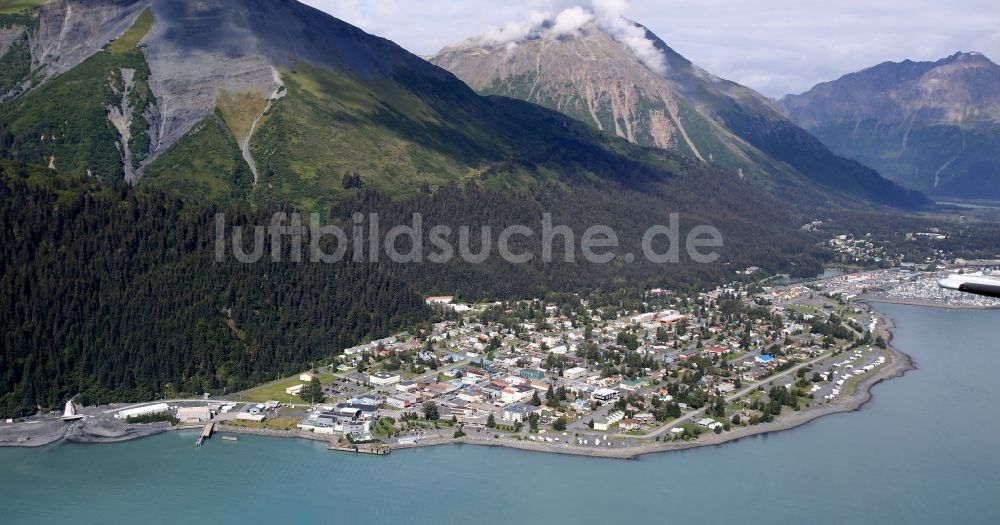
[781,52,1000,199]
[429,13,926,207]
[0,0,925,210]
[0,0,675,210]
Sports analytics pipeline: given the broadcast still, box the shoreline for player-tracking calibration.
[1,307,916,459]
[394,340,914,459]
[224,304,915,460]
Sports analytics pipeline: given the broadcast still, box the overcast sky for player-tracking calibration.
[302,0,1000,97]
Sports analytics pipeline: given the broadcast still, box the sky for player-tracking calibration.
[301,0,1000,98]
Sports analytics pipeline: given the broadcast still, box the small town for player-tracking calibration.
[4,244,996,456]
[10,268,915,457]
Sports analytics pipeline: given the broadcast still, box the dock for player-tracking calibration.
[195,421,215,447]
[329,442,390,455]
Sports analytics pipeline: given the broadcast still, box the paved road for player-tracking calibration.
[638,348,842,439]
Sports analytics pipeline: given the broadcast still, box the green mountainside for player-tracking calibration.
[1,0,927,210]
[0,7,153,180]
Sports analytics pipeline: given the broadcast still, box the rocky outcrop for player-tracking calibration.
[29,0,148,81]
[107,67,137,182]
[0,25,25,58]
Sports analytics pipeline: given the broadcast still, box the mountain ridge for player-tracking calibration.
[429,14,927,208]
[780,52,1000,198]
[1,0,715,212]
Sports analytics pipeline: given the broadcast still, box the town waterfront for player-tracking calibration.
[1,304,998,524]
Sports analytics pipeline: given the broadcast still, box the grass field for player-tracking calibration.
[239,371,338,404]
[224,416,301,431]
[0,0,45,15]
[105,8,152,55]
[141,111,253,200]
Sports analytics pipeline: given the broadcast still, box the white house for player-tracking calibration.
[501,404,541,423]
[501,385,534,405]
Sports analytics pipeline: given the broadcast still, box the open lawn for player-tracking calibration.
[239,372,339,403]
[225,416,300,431]
[0,0,45,15]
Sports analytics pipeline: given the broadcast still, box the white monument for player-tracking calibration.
[61,400,84,421]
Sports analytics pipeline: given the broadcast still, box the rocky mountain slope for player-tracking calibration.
[0,0,663,210]
[781,52,1000,199]
[430,13,927,207]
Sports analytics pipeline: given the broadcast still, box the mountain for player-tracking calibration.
[429,13,927,208]
[0,0,629,208]
[1,0,925,209]
[781,52,1000,199]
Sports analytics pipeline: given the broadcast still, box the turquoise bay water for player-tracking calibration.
[2,304,999,524]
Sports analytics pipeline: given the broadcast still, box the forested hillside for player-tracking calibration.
[0,161,429,417]
[333,171,829,299]
[0,154,832,417]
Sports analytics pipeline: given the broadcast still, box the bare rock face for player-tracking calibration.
[429,21,786,175]
[0,25,25,57]
[13,0,444,179]
[30,0,147,80]
[140,0,280,165]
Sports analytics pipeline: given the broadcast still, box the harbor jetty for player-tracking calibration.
[195,422,214,447]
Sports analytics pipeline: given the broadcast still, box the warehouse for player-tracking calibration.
[116,403,171,420]
[177,406,213,424]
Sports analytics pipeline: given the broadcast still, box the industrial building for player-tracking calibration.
[177,406,213,424]
[116,403,171,420]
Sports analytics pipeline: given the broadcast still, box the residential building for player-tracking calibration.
[501,403,541,423]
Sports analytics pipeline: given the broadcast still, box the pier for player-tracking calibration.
[195,422,215,447]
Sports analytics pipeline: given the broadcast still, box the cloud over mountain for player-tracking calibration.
[459,1,668,74]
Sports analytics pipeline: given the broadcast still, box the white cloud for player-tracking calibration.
[442,1,669,74]
[479,10,552,44]
[590,1,667,74]
[549,6,594,38]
